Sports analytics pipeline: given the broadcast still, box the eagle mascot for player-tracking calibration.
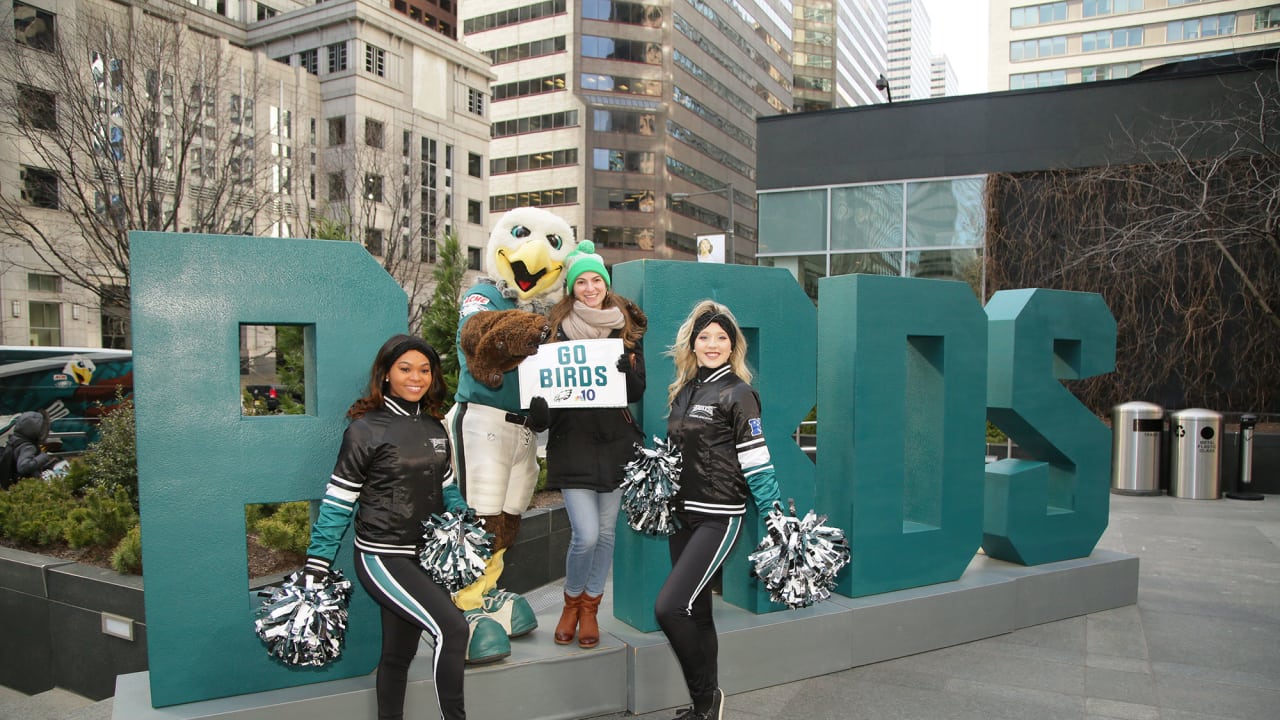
[448,207,576,663]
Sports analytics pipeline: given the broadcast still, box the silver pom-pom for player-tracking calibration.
[419,511,493,592]
[620,436,682,536]
[254,569,353,667]
[748,499,851,609]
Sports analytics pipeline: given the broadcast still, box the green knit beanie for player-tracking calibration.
[565,240,610,290]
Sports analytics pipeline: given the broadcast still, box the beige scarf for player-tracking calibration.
[562,300,625,340]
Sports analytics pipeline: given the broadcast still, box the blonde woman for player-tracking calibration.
[656,301,780,720]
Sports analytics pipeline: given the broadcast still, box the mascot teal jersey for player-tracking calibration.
[455,281,521,412]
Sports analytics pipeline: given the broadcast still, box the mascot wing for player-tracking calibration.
[488,207,576,303]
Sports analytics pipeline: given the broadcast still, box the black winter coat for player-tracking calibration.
[544,326,645,492]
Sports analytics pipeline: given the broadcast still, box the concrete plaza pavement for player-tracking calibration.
[3,493,1277,720]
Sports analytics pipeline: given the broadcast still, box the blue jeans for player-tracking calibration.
[561,487,622,597]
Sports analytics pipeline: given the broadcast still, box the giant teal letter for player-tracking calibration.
[131,232,405,706]
[816,274,988,597]
[610,260,816,630]
[984,289,1115,565]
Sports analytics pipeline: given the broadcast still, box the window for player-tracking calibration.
[365,228,384,255]
[489,187,578,211]
[1080,62,1143,82]
[364,118,384,148]
[328,116,346,146]
[365,43,386,77]
[1009,36,1067,61]
[467,246,481,270]
[593,148,655,173]
[327,41,348,73]
[28,273,60,292]
[468,152,482,178]
[364,174,384,202]
[1082,0,1144,18]
[467,200,483,224]
[1167,14,1237,41]
[28,301,62,346]
[486,36,567,65]
[14,1,55,52]
[493,74,566,101]
[467,88,485,117]
[20,166,58,208]
[1010,69,1067,89]
[1010,2,1068,28]
[256,3,276,21]
[328,172,346,201]
[17,84,56,130]
[1082,26,1143,51]
[1259,7,1280,29]
[299,48,318,75]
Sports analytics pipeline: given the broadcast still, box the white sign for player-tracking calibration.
[696,233,725,263]
[518,338,627,409]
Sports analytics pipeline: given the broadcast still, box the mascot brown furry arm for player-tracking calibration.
[446,206,576,664]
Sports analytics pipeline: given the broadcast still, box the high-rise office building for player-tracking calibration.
[930,54,959,96]
[886,0,933,100]
[2,0,492,346]
[989,0,1280,90]
[794,0,890,110]
[461,0,794,266]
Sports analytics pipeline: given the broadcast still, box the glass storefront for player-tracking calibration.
[759,176,986,301]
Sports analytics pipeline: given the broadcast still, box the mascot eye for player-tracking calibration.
[510,225,532,239]
[546,234,564,251]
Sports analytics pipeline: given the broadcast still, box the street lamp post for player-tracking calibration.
[672,183,734,264]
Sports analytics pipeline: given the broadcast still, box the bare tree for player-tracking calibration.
[1,3,307,335]
[987,62,1280,413]
[318,129,445,331]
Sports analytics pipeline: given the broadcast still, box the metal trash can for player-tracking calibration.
[1111,401,1164,495]
[1169,408,1222,499]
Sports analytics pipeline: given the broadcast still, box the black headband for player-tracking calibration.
[386,336,440,370]
[690,310,738,350]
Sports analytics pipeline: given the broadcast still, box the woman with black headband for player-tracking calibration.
[304,334,503,720]
[657,301,781,720]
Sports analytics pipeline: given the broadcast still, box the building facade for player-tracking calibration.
[930,53,958,96]
[793,0,890,110]
[2,0,491,348]
[885,0,932,100]
[460,0,793,266]
[989,0,1280,90]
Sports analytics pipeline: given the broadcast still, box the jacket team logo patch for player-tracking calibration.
[460,293,492,315]
[688,404,715,421]
[748,418,763,436]
[431,438,448,454]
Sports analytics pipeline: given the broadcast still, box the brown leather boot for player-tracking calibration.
[554,592,581,645]
[578,593,602,648]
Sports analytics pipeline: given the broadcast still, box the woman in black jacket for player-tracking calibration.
[658,300,780,720]
[544,240,646,648]
[304,334,503,720]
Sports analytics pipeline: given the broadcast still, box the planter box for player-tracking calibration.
[0,546,147,699]
[0,503,570,701]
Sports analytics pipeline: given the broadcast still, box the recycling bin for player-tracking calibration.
[1111,401,1164,495]
[1169,408,1222,500]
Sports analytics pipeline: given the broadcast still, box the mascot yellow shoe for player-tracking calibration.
[449,207,576,663]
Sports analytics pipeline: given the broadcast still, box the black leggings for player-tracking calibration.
[356,552,468,720]
[654,512,742,711]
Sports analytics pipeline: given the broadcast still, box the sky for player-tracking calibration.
[921,0,991,95]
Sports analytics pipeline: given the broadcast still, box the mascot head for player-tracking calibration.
[63,355,96,386]
[487,207,576,303]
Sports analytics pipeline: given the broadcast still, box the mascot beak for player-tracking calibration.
[497,241,564,301]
